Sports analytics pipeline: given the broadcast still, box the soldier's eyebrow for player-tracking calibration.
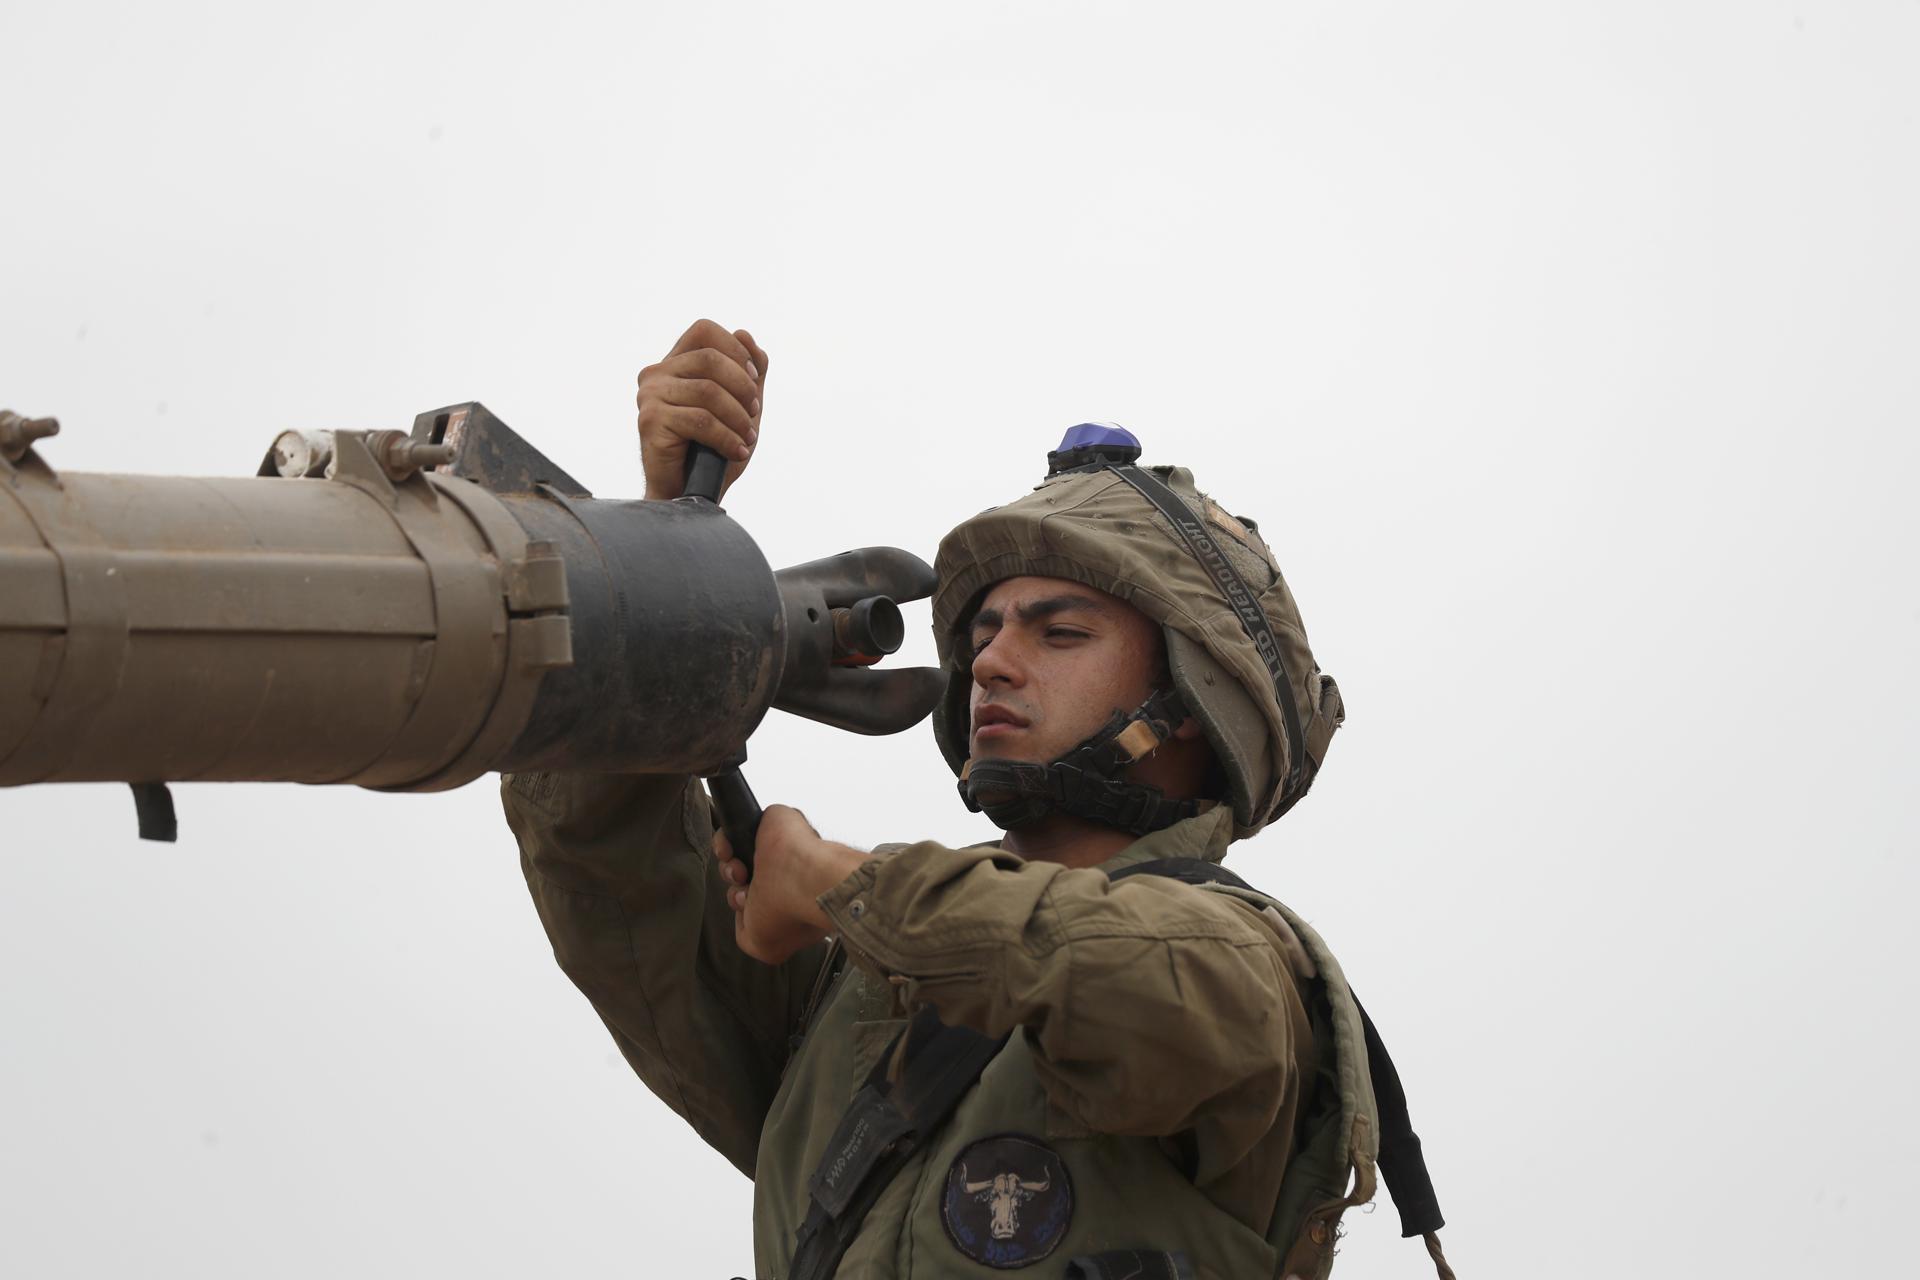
[969,594,1111,637]
[1017,594,1112,623]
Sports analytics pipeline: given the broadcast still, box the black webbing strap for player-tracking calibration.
[129,782,177,842]
[1106,465,1308,811]
[1109,858,1446,1238]
[960,756,1199,836]
[960,685,1201,835]
[787,1006,1008,1280]
[1354,992,1445,1238]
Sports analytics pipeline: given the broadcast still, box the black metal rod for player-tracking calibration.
[707,767,763,870]
[682,443,760,872]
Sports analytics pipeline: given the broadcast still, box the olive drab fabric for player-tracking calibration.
[930,464,1345,839]
[502,771,1383,1279]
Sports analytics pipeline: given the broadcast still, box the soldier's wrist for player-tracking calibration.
[803,841,870,929]
[812,843,879,931]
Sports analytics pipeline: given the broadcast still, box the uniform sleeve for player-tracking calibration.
[816,843,1307,1183]
[502,771,831,1177]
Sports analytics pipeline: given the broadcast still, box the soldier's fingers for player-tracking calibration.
[641,404,751,462]
[665,320,756,378]
[734,329,768,385]
[711,838,748,888]
[659,349,761,422]
[655,376,757,442]
[666,318,738,359]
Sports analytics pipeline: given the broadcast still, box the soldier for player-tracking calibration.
[502,320,1442,1279]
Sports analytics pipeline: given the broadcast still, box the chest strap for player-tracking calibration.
[787,1006,1007,1280]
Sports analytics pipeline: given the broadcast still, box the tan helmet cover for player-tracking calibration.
[931,465,1343,839]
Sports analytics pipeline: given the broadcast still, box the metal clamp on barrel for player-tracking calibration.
[326,431,528,791]
[412,475,575,792]
[0,420,131,787]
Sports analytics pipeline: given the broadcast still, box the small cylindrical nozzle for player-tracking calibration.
[0,411,60,461]
[831,595,905,666]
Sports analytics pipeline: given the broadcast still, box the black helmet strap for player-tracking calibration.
[959,686,1200,836]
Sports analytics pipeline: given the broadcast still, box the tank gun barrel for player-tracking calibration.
[0,402,942,828]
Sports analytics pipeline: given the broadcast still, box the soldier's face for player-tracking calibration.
[965,576,1164,765]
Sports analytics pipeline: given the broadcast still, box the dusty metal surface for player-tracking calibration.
[411,401,590,497]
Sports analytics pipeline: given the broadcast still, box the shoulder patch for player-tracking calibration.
[941,1134,1074,1269]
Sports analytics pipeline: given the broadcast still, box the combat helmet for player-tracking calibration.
[931,424,1344,840]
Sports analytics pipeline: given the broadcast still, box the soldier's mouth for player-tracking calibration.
[973,704,1029,735]
[972,709,1029,745]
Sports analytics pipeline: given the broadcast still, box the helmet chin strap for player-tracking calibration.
[958,687,1201,837]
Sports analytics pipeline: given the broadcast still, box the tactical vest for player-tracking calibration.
[761,859,1449,1280]
[1136,864,1446,1280]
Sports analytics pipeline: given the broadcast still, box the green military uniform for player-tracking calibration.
[504,770,1377,1278]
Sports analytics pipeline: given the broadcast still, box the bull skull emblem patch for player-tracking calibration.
[940,1135,1074,1269]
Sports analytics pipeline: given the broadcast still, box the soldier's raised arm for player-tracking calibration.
[502,320,823,1176]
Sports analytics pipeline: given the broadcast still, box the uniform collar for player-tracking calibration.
[1095,802,1234,875]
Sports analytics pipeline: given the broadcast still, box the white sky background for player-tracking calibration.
[2,1,1915,1276]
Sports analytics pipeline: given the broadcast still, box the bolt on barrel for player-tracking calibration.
[0,411,60,461]
[367,429,455,481]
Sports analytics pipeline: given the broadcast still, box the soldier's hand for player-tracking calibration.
[713,804,867,965]
[637,318,768,501]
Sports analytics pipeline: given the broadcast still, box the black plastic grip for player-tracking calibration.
[708,767,764,869]
[682,442,728,504]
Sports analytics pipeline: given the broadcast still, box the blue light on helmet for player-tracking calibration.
[1046,422,1143,476]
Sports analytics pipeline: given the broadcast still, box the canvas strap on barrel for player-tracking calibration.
[786,1006,1008,1280]
[1105,465,1311,812]
[1110,859,1451,1256]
